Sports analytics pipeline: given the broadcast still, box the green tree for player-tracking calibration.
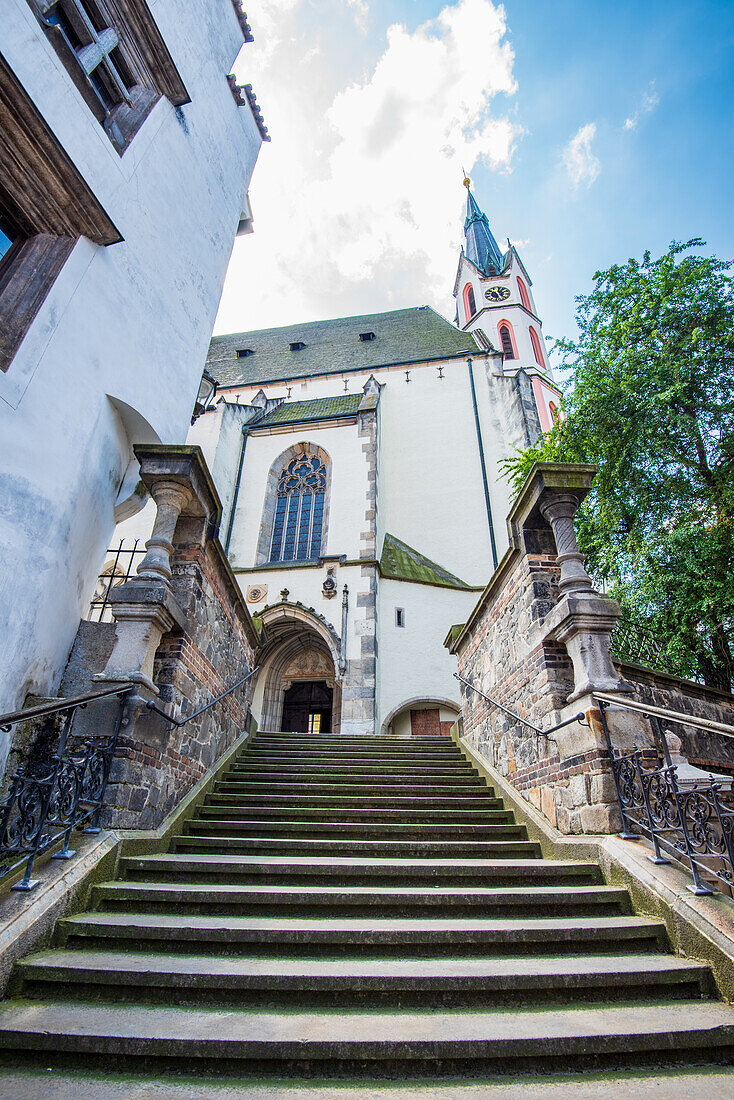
[505,240,734,691]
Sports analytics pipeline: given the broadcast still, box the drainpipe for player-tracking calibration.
[340,584,349,673]
[467,357,498,570]
[224,424,249,556]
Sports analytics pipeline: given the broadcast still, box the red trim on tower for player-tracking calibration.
[463,283,476,320]
[517,277,531,312]
[529,325,545,368]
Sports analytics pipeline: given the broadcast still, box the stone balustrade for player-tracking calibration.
[447,463,634,834]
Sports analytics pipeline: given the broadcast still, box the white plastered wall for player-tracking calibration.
[0,0,262,736]
[376,578,478,736]
[228,421,368,568]
[216,356,506,588]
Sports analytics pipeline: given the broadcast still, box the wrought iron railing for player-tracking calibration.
[611,619,670,670]
[454,673,586,737]
[88,540,146,622]
[596,693,734,895]
[145,667,258,728]
[0,684,132,892]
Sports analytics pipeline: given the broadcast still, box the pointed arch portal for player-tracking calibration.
[255,603,342,733]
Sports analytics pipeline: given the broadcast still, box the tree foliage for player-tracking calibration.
[504,240,734,690]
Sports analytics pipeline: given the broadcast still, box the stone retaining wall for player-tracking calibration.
[105,517,258,829]
[451,463,734,835]
[617,662,734,776]
[454,523,618,835]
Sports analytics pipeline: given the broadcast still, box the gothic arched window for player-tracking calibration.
[498,321,517,359]
[269,452,327,562]
[517,277,531,312]
[463,283,476,320]
[529,325,546,368]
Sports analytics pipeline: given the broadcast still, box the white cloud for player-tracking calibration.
[624,83,659,130]
[562,123,600,190]
[347,0,369,33]
[217,0,521,334]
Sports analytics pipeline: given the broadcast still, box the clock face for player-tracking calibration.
[485,285,510,303]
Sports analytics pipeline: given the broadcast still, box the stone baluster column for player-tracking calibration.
[539,495,595,595]
[95,447,219,700]
[538,489,630,702]
[135,481,192,587]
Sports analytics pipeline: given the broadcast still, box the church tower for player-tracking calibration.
[453,179,560,430]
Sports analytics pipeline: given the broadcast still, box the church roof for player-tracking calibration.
[255,394,362,427]
[379,533,472,590]
[207,307,479,388]
[463,187,508,277]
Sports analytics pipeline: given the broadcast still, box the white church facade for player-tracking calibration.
[116,184,562,737]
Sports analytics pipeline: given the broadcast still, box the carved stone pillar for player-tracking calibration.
[537,484,631,703]
[539,495,595,595]
[96,445,221,701]
[135,480,192,586]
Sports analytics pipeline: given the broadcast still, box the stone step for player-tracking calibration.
[57,912,668,957]
[170,836,542,859]
[253,734,454,745]
[227,765,478,779]
[237,750,469,763]
[195,806,516,823]
[207,782,498,799]
[180,820,528,841]
[119,854,601,887]
[92,881,632,919]
[15,951,711,1008]
[247,739,460,753]
[3,1067,733,1098]
[2,1000,731,1073]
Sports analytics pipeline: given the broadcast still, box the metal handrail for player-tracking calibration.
[146,667,259,728]
[594,691,734,740]
[0,683,134,732]
[595,695,734,895]
[0,684,133,892]
[454,673,586,736]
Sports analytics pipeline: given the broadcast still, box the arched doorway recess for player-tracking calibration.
[255,603,342,733]
[381,697,460,738]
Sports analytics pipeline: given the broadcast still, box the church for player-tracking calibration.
[172,181,562,738]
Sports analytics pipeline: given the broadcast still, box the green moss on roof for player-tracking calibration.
[380,533,471,589]
[256,394,362,427]
[207,307,479,388]
[443,622,467,650]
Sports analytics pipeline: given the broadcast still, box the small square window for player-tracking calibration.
[395,607,405,628]
[359,331,375,341]
[289,341,306,351]
[236,348,254,358]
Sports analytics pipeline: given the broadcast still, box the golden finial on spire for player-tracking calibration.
[462,168,471,189]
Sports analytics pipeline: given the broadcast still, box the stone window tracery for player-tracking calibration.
[269,453,326,562]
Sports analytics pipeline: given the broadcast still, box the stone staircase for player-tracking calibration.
[0,730,733,1079]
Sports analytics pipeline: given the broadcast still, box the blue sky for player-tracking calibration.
[218,0,734,365]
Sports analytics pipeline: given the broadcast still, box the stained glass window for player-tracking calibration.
[269,453,327,562]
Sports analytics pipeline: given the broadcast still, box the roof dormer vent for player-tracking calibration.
[289,341,306,351]
[359,331,376,341]
[236,348,253,358]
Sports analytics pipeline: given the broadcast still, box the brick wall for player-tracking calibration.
[454,532,621,835]
[105,527,257,829]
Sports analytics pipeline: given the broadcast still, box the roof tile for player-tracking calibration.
[255,394,361,427]
[208,306,478,388]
